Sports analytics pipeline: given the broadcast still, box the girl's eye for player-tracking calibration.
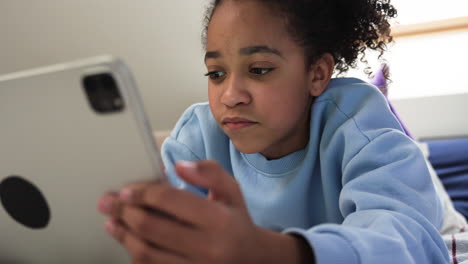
[249,68,274,75]
[204,71,226,80]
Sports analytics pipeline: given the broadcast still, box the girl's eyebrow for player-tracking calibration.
[239,45,284,59]
[204,45,285,62]
[204,51,221,62]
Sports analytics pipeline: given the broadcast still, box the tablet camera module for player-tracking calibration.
[82,73,125,114]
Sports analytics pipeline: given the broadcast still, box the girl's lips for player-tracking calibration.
[222,117,257,131]
[224,121,257,130]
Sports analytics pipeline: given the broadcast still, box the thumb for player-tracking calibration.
[175,160,245,207]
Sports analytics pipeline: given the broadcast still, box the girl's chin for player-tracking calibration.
[230,139,264,154]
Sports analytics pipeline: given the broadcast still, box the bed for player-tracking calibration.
[392,94,468,218]
[392,93,468,264]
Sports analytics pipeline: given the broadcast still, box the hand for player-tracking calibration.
[98,160,313,264]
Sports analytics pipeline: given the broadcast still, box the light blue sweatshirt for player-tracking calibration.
[161,78,449,263]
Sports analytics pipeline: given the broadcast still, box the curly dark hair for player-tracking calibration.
[201,0,397,75]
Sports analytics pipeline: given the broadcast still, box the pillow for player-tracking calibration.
[425,138,468,219]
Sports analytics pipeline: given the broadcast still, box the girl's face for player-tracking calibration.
[205,0,327,159]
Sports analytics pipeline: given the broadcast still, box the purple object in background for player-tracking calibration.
[370,64,389,96]
[369,64,414,139]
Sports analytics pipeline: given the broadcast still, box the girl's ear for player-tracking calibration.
[308,53,335,97]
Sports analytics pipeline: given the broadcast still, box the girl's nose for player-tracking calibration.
[220,75,251,108]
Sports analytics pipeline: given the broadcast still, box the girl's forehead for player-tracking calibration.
[209,0,284,29]
[206,1,292,52]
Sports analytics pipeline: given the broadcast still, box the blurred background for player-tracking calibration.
[0,0,209,131]
[0,0,467,134]
[349,0,468,100]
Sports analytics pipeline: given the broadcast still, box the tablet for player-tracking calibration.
[0,56,163,263]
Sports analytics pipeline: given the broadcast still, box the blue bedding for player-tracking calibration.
[426,138,468,219]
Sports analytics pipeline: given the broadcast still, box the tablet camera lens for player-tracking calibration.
[82,73,125,114]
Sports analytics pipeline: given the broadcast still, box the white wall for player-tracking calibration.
[0,0,210,130]
[392,92,468,140]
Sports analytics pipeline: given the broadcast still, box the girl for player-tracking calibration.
[98,0,450,263]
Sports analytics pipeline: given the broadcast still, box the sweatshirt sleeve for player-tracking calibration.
[160,103,230,196]
[161,136,207,195]
[160,104,207,196]
[284,81,449,264]
[285,130,449,264]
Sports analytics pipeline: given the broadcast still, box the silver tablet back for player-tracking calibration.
[0,56,163,263]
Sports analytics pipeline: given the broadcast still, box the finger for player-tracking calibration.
[176,160,245,207]
[119,182,222,228]
[97,192,123,217]
[105,219,189,264]
[119,205,205,256]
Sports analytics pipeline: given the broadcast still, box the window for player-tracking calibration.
[347,0,468,99]
[392,0,468,25]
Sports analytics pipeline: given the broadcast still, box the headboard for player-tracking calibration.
[392,92,468,140]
